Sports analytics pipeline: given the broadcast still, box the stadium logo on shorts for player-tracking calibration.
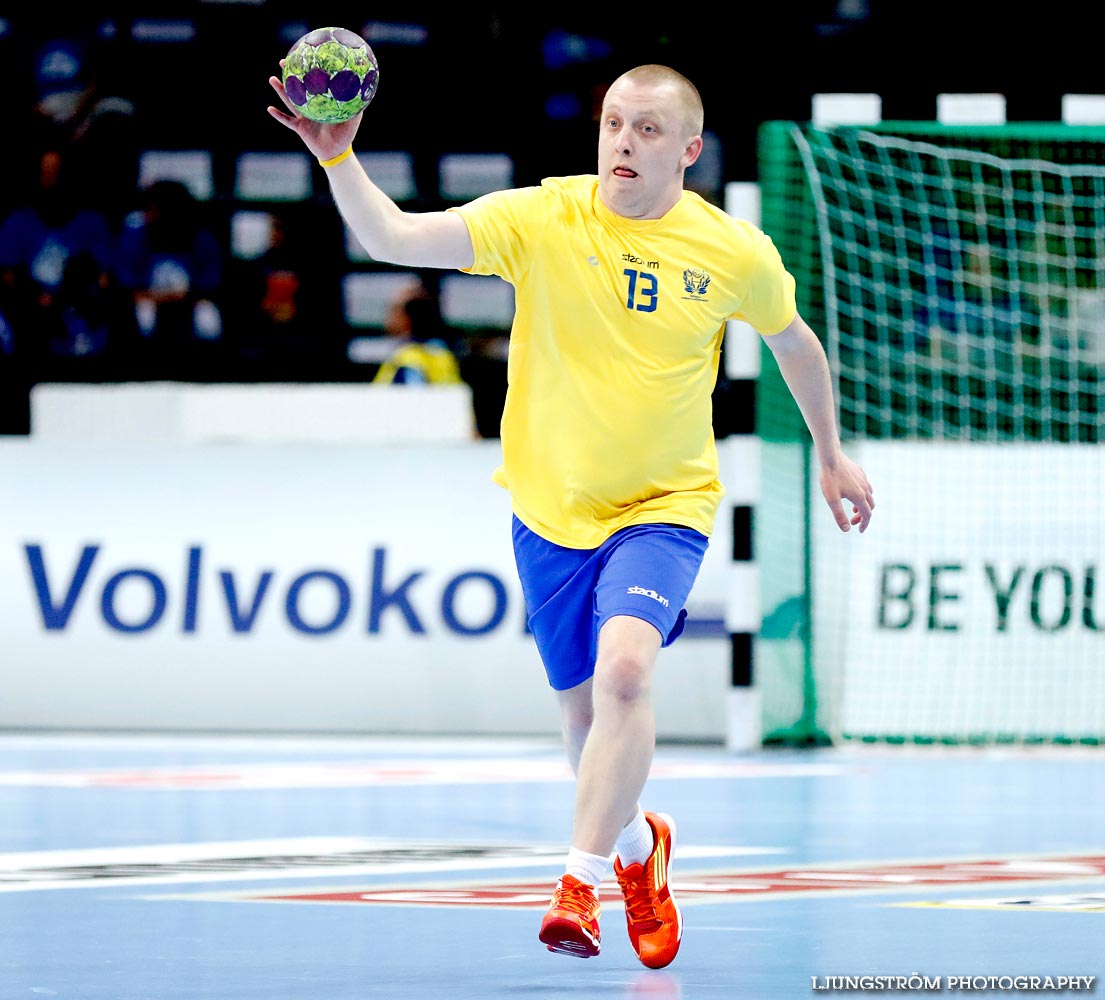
[627,586,670,607]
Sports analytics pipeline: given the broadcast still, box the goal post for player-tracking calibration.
[756,119,1105,746]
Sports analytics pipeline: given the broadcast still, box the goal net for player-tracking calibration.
[755,120,1105,745]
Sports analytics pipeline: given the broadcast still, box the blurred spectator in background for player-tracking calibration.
[115,179,225,379]
[0,139,131,381]
[224,209,344,381]
[31,29,140,231]
[373,278,464,385]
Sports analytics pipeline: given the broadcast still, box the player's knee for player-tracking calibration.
[556,681,595,744]
[593,649,651,708]
[560,699,594,740]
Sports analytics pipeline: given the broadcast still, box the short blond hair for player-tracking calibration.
[613,64,704,137]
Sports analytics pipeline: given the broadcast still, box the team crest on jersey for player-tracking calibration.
[682,268,711,297]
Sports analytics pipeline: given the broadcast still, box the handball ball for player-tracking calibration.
[282,26,379,124]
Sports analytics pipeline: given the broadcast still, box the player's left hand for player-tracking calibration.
[820,455,875,533]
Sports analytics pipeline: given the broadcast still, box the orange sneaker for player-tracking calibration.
[614,811,683,969]
[538,874,602,958]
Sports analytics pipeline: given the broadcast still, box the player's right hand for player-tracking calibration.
[266,61,363,162]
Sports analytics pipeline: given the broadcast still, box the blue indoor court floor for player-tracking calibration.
[1,733,1103,999]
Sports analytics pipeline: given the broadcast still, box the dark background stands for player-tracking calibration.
[1,4,1102,435]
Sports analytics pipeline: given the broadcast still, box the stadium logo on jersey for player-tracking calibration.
[682,268,711,297]
[627,585,670,607]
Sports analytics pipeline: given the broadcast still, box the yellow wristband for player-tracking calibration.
[319,147,353,168]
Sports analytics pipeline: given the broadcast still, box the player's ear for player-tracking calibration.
[681,135,703,170]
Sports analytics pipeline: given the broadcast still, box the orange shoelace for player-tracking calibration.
[554,880,597,918]
[621,876,663,931]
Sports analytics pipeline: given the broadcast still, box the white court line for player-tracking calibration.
[0,733,565,754]
[0,837,380,869]
[0,758,848,789]
[0,838,782,893]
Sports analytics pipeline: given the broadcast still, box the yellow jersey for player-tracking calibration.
[451,175,797,549]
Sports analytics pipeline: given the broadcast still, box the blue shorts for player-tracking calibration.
[512,516,710,691]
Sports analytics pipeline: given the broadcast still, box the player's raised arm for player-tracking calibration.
[266,73,473,271]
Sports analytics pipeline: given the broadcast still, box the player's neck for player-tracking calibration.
[598,186,684,221]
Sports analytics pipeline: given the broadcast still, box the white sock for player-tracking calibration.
[565,846,610,889]
[614,807,655,866]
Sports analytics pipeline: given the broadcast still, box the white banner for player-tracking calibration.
[0,439,745,738]
[814,441,1105,739]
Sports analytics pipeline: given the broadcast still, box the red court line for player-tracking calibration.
[246,854,1105,908]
